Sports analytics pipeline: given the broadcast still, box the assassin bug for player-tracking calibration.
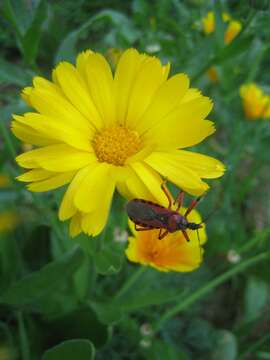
[126,182,203,242]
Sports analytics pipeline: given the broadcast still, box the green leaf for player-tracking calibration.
[2,0,48,65]
[213,1,226,49]
[45,307,109,349]
[21,0,48,65]
[0,246,84,306]
[214,36,252,64]
[92,288,187,325]
[42,340,95,360]
[91,301,123,325]
[211,330,238,360]
[2,0,27,37]
[55,9,139,63]
[0,58,33,86]
[95,248,123,275]
[244,276,268,322]
[118,288,188,313]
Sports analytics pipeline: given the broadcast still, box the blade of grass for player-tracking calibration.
[17,311,30,360]
[153,251,270,332]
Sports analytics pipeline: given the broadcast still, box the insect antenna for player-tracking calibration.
[199,203,220,225]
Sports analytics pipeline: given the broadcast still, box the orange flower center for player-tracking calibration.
[93,125,141,166]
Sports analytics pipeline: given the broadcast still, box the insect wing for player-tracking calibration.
[126,200,157,221]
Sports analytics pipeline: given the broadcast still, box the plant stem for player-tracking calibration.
[114,266,147,300]
[239,226,270,254]
[153,251,269,332]
[17,311,30,360]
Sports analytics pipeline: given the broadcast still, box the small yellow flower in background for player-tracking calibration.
[203,12,242,83]
[202,11,242,44]
[12,48,225,237]
[224,20,242,45]
[126,208,206,272]
[0,211,19,233]
[240,83,270,119]
[207,66,219,83]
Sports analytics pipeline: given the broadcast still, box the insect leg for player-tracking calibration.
[161,180,172,209]
[135,224,153,232]
[184,197,202,217]
[175,191,185,212]
[158,229,169,240]
[181,229,190,242]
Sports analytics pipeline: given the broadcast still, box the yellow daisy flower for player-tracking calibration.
[240,83,270,119]
[12,49,225,237]
[202,11,242,44]
[126,207,206,272]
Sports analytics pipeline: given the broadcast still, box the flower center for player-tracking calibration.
[93,125,141,166]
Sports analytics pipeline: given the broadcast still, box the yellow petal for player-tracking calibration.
[11,121,56,147]
[181,88,202,103]
[145,152,209,195]
[85,53,115,125]
[74,162,113,213]
[53,62,103,130]
[21,86,33,106]
[145,96,214,150]
[125,166,158,202]
[129,162,169,206]
[137,73,190,133]
[170,150,225,179]
[125,56,166,129]
[69,212,83,237]
[224,20,242,45]
[29,87,92,133]
[33,76,63,95]
[125,236,140,263]
[76,49,93,78]
[202,11,215,34]
[27,171,75,192]
[17,169,54,182]
[125,229,202,272]
[80,171,116,236]
[150,120,215,151]
[13,113,92,152]
[16,144,96,171]
[114,48,145,124]
[59,164,97,221]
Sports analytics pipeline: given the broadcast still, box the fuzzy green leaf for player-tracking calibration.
[0,246,84,306]
[42,340,95,360]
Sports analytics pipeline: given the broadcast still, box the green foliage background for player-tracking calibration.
[1,0,270,359]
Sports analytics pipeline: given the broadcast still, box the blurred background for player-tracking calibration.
[1,0,270,359]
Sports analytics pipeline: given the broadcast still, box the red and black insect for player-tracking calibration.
[126,182,203,241]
